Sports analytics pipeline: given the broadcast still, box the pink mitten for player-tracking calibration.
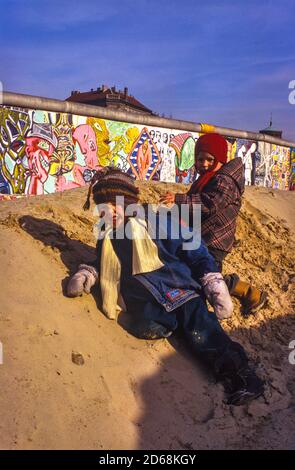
[200,272,233,320]
[67,265,98,297]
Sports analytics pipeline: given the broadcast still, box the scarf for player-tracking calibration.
[189,163,219,194]
[98,217,164,320]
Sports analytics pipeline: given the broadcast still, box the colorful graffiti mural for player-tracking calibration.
[0,108,31,194]
[127,127,161,180]
[256,141,291,190]
[0,105,294,196]
[290,147,295,191]
[236,140,257,186]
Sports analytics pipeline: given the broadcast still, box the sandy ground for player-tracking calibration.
[0,184,294,450]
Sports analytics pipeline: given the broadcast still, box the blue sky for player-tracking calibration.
[1,0,295,140]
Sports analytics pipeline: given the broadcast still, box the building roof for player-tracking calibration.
[65,85,153,115]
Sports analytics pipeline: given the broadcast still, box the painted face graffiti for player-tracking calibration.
[73,124,98,168]
[25,136,55,194]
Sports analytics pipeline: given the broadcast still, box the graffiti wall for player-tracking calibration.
[289,147,295,191]
[256,141,291,190]
[0,105,294,197]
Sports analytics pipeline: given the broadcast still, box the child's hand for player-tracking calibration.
[67,265,98,297]
[159,192,176,205]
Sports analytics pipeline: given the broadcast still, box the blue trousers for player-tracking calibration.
[124,287,248,377]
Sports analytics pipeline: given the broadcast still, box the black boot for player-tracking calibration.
[222,366,265,405]
[215,343,265,405]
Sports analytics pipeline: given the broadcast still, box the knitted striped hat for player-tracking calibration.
[83,167,139,210]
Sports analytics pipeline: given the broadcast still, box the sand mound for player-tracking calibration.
[0,184,294,450]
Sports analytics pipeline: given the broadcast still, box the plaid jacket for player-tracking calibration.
[175,157,245,253]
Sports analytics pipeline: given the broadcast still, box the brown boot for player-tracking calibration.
[224,274,267,316]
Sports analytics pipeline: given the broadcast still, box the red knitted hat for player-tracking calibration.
[195,133,228,164]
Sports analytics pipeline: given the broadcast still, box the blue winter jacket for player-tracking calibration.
[93,211,219,312]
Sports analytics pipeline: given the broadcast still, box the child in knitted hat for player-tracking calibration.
[67,167,264,406]
[161,133,267,316]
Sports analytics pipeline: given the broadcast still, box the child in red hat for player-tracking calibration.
[161,133,267,315]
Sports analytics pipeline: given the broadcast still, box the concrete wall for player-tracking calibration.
[0,105,294,197]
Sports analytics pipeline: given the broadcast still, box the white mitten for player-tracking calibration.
[67,264,99,297]
[200,272,233,320]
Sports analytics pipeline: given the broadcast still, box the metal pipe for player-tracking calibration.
[2,91,295,147]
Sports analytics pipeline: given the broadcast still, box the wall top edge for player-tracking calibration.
[2,91,295,148]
